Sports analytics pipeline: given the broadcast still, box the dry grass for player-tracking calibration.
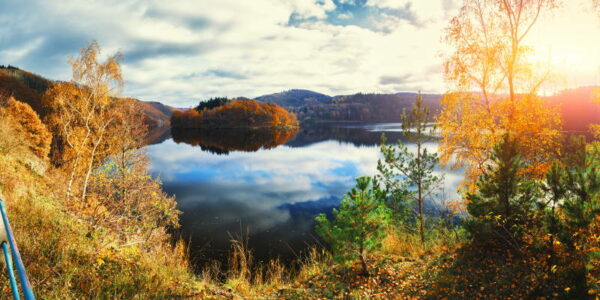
[0,120,199,299]
[381,226,464,260]
[191,231,334,299]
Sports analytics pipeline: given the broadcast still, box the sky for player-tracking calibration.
[1,0,599,107]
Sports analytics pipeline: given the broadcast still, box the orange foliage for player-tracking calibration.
[440,0,562,189]
[42,41,125,202]
[439,93,561,185]
[0,69,47,115]
[171,99,299,129]
[1,96,52,159]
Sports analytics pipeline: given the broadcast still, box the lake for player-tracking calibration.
[146,123,465,270]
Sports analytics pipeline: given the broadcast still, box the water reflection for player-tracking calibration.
[146,123,463,269]
[171,128,298,154]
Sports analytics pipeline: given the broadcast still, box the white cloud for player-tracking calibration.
[0,0,597,107]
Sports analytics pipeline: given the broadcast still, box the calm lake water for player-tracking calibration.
[146,123,464,269]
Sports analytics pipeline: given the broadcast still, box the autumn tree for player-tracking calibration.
[375,93,443,243]
[439,0,562,186]
[1,96,51,159]
[316,177,391,275]
[104,98,149,189]
[43,41,123,202]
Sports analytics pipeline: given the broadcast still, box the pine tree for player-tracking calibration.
[464,135,538,247]
[315,177,391,275]
[375,93,442,243]
[373,134,413,224]
[539,141,600,297]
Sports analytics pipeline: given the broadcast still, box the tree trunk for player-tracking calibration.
[66,156,80,201]
[419,188,424,244]
[81,142,99,202]
[359,241,369,276]
[417,142,425,244]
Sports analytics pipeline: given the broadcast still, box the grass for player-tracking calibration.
[185,225,466,299]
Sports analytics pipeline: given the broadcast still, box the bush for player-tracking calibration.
[1,96,51,159]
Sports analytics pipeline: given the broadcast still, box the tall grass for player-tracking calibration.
[381,225,466,259]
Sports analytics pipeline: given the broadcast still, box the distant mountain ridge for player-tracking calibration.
[2,66,597,133]
[255,89,332,107]
[255,88,600,130]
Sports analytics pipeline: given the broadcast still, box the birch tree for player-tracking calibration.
[44,41,123,202]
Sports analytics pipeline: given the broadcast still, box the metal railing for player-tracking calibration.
[0,201,35,300]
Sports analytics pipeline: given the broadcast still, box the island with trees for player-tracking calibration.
[170,97,299,129]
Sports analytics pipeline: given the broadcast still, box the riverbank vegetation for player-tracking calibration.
[171,98,299,129]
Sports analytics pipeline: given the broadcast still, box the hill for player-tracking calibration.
[0,66,174,130]
[255,89,332,107]
[549,86,600,132]
[292,92,442,122]
[3,66,596,132]
[0,66,48,115]
[136,100,175,128]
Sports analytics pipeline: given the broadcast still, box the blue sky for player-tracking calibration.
[1,0,598,107]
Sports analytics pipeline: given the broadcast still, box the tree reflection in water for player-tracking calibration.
[171,127,299,155]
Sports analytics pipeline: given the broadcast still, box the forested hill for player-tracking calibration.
[255,89,332,107]
[254,89,441,122]
[0,65,174,129]
[293,92,442,122]
[256,88,600,129]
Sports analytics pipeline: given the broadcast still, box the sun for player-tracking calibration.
[526,0,600,90]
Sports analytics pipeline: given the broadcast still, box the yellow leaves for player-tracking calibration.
[438,93,561,187]
[95,258,105,268]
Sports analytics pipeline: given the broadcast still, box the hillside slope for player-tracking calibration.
[0,66,173,129]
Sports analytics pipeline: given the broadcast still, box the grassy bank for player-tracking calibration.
[0,118,198,299]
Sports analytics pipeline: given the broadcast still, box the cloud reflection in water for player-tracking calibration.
[146,124,463,267]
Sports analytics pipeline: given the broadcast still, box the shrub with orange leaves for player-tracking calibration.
[1,96,51,159]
